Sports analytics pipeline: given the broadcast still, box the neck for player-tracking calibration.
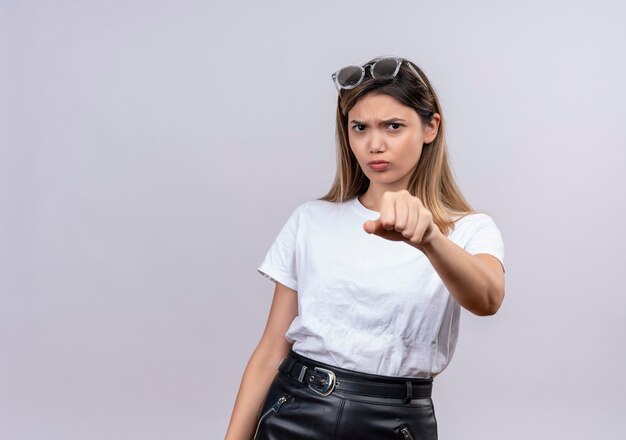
[359,183,409,212]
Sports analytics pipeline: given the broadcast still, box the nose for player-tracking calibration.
[368,130,386,153]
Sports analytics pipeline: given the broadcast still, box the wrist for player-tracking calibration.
[414,225,445,255]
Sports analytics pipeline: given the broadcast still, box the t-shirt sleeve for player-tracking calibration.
[463,214,506,273]
[256,204,303,291]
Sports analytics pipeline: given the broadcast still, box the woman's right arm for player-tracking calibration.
[224,282,299,440]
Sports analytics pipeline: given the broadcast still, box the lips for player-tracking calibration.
[367,161,390,171]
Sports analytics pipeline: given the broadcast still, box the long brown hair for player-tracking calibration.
[318,56,476,236]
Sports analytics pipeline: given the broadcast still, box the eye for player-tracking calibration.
[352,124,366,132]
[388,122,402,130]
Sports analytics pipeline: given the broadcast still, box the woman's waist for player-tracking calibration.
[277,348,434,402]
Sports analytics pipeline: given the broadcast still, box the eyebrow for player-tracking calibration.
[349,118,407,125]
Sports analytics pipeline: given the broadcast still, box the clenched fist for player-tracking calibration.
[362,190,442,250]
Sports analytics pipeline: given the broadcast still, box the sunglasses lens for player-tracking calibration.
[337,66,363,88]
[371,58,400,78]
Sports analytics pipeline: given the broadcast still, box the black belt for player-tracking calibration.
[276,353,432,403]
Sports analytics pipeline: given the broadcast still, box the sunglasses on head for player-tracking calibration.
[331,56,429,92]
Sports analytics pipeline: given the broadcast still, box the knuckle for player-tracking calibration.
[382,220,394,229]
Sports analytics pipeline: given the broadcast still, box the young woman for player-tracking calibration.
[225,55,506,440]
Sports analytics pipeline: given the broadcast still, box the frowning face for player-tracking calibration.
[347,93,439,192]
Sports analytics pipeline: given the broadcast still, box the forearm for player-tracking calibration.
[224,344,284,440]
[416,229,504,316]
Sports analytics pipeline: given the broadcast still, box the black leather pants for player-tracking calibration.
[253,350,438,440]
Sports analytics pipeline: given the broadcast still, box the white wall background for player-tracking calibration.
[1,0,625,439]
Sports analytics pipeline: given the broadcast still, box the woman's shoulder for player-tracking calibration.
[284,198,355,226]
[451,211,494,223]
[448,211,502,235]
[296,198,349,212]
[283,198,338,220]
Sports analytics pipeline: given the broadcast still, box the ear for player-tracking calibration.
[423,113,441,144]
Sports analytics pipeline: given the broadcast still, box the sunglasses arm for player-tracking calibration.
[330,73,341,92]
[405,62,428,90]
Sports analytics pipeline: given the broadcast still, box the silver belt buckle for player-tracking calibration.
[308,367,336,396]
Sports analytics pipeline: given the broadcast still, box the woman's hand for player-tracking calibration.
[362,190,442,251]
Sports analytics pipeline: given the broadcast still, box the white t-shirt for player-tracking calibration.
[257,196,505,378]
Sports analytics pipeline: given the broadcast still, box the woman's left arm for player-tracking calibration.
[417,231,505,316]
